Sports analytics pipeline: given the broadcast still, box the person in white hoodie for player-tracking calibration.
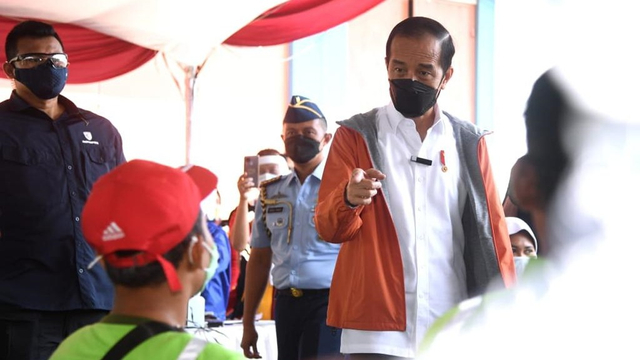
[505,217,537,277]
[422,59,640,358]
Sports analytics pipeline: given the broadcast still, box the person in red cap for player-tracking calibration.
[50,159,243,360]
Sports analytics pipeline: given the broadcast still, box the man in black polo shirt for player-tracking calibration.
[0,20,125,360]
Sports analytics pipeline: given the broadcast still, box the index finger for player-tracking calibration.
[364,168,386,180]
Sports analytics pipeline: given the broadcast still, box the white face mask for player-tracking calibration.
[188,236,219,296]
[514,256,531,278]
[259,173,278,185]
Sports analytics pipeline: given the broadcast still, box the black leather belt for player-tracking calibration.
[275,288,330,298]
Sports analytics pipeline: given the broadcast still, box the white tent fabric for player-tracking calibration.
[0,0,287,66]
[0,0,289,163]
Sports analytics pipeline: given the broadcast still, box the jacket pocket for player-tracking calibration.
[0,145,62,209]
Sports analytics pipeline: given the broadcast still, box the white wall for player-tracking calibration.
[490,0,634,198]
[490,0,567,198]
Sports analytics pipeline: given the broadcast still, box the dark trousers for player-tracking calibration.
[274,289,342,360]
[0,309,108,360]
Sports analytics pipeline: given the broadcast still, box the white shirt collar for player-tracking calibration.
[384,102,444,134]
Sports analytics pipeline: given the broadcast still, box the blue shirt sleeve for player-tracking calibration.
[207,222,231,276]
[201,221,232,319]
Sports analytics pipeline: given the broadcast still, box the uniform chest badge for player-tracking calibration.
[267,206,284,213]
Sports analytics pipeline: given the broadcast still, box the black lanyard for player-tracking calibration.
[102,320,182,360]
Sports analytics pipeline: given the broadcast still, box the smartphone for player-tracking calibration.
[244,155,260,187]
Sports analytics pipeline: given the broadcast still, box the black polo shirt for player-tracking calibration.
[0,91,126,311]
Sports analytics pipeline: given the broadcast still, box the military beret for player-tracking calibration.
[283,95,325,123]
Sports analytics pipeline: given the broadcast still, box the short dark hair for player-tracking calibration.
[105,211,205,288]
[258,148,293,170]
[385,17,455,73]
[524,70,570,205]
[257,148,283,157]
[5,20,65,60]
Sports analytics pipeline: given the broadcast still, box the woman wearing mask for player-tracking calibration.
[506,216,538,278]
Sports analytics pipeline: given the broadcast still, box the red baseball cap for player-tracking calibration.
[81,159,218,292]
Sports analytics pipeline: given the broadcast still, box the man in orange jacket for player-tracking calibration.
[315,16,515,359]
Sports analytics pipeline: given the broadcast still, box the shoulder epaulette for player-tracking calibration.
[259,175,282,241]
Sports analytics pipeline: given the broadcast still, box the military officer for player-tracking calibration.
[240,96,341,360]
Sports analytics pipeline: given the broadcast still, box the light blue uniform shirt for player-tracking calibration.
[251,160,340,289]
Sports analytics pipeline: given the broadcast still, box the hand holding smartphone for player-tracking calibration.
[244,155,260,187]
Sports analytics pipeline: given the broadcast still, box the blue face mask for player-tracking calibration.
[14,59,68,99]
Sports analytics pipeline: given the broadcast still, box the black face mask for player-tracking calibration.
[14,59,68,100]
[389,78,442,118]
[285,135,321,164]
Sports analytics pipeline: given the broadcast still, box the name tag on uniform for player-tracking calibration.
[267,207,284,213]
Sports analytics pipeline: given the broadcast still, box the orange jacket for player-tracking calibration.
[315,109,515,331]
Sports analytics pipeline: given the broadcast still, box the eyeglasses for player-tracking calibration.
[7,53,69,69]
